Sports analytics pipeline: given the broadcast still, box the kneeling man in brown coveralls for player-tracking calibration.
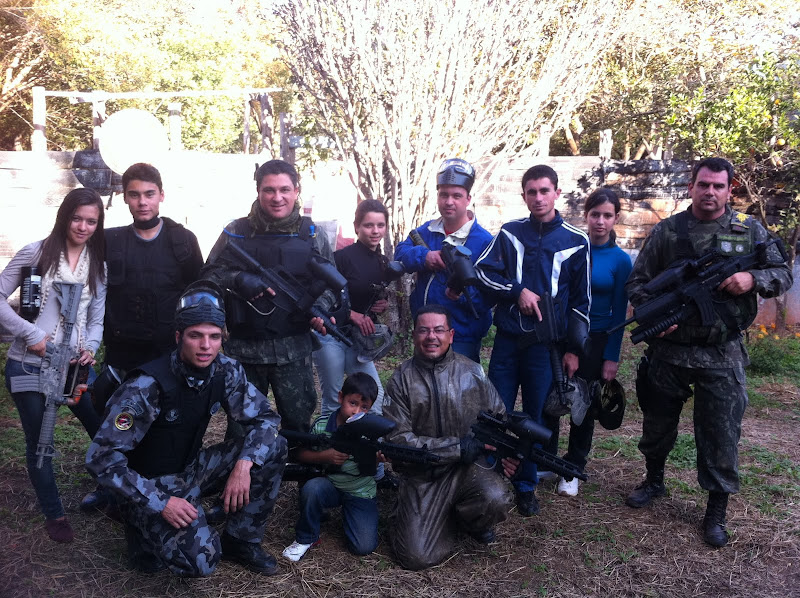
[382,304,517,570]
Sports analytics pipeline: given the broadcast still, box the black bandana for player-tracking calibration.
[134,216,161,231]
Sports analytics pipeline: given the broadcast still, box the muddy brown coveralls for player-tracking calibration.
[383,348,514,570]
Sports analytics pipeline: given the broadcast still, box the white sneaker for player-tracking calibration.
[537,470,559,482]
[282,539,319,562]
[557,476,579,497]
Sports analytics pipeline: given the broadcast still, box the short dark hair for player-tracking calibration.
[122,163,163,193]
[521,165,558,190]
[691,157,734,185]
[414,304,452,329]
[584,188,621,215]
[255,160,299,190]
[341,372,378,406]
[354,199,389,227]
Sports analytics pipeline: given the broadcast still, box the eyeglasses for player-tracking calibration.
[437,158,474,177]
[413,326,451,337]
[179,291,222,310]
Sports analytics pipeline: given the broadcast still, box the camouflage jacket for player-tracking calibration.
[626,206,793,368]
[383,348,505,472]
[86,352,282,515]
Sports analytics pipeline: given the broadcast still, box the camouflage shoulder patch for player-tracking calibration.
[114,412,134,431]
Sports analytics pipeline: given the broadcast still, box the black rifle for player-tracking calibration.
[223,240,353,346]
[471,410,587,481]
[409,230,480,319]
[280,413,441,477]
[610,239,786,345]
[9,282,89,467]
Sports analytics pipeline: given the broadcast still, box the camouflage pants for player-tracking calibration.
[121,435,287,577]
[638,357,747,494]
[392,461,514,570]
[226,358,317,437]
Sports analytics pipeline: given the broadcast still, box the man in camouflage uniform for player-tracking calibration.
[201,159,337,433]
[86,281,287,576]
[625,157,792,547]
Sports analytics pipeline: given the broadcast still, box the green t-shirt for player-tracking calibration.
[311,412,377,499]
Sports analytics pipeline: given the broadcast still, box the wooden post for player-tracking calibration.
[537,124,552,157]
[31,86,46,152]
[280,112,296,164]
[243,97,251,154]
[168,102,183,151]
[599,129,613,160]
[92,98,106,150]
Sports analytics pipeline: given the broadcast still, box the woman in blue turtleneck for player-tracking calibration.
[551,188,632,497]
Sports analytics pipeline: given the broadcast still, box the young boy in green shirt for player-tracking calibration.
[282,372,380,561]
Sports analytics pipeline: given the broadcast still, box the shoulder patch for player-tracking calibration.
[114,412,134,431]
[118,399,145,417]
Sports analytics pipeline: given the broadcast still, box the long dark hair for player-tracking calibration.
[39,188,106,296]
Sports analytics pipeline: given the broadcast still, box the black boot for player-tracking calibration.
[625,459,667,508]
[125,524,166,573]
[702,491,729,548]
[221,532,278,576]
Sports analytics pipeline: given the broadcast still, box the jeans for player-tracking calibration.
[451,340,482,364]
[488,332,552,492]
[294,476,379,555]
[312,332,384,417]
[6,358,101,519]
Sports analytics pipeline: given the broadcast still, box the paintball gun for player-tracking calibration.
[517,291,573,409]
[610,239,787,345]
[223,240,353,347]
[409,230,480,319]
[471,410,587,482]
[280,412,441,477]
[363,260,405,316]
[10,282,89,468]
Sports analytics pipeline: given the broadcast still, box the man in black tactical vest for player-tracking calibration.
[201,159,338,434]
[86,281,287,577]
[83,163,204,512]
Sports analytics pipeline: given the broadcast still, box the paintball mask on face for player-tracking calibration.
[175,280,227,332]
[436,158,476,193]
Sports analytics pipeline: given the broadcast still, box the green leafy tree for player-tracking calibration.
[1,0,290,152]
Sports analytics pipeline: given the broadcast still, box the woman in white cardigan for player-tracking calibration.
[1,188,106,543]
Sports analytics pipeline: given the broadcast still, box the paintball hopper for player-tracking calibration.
[544,375,590,425]
[352,323,395,363]
[589,378,626,430]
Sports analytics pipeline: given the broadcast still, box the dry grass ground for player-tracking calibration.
[1,336,798,598]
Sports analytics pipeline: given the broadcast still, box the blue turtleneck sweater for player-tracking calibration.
[589,238,632,362]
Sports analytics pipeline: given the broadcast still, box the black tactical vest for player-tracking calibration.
[105,219,196,353]
[224,216,317,339]
[125,355,225,479]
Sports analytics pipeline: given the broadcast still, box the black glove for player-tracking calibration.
[460,435,484,464]
[235,272,267,300]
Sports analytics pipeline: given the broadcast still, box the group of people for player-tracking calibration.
[0,155,790,577]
